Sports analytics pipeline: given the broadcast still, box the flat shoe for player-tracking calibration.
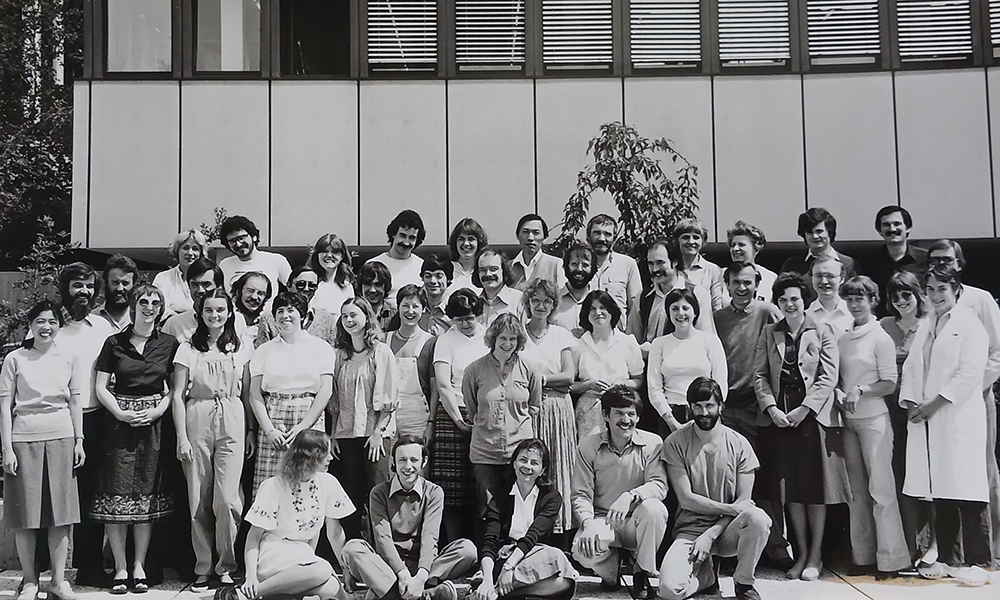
[48,581,79,600]
[192,576,211,592]
[219,574,235,585]
[917,562,949,580]
[17,582,39,600]
[801,565,821,581]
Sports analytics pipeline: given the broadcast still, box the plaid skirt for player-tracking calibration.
[252,393,324,498]
[429,406,476,508]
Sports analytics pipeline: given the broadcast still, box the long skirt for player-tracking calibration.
[429,406,476,508]
[91,394,175,523]
[3,438,80,529]
[533,389,576,533]
[253,393,324,497]
[755,419,850,505]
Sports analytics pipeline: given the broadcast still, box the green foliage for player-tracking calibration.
[200,207,230,246]
[549,122,699,257]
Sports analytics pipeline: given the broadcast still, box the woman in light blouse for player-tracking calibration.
[307,233,355,316]
[152,229,208,318]
[835,276,909,576]
[448,218,489,293]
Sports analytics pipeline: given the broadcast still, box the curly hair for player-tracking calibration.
[771,272,813,306]
[387,210,426,248]
[279,430,331,485]
[220,215,260,246]
[445,287,484,318]
[335,297,382,358]
[521,278,560,325]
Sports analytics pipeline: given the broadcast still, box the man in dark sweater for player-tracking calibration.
[341,436,476,600]
[856,205,927,317]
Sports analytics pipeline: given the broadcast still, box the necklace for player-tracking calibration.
[527,322,548,340]
[394,329,418,342]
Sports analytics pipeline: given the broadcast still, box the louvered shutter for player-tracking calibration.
[630,0,701,69]
[541,0,614,69]
[896,0,972,62]
[718,0,791,66]
[988,0,1000,56]
[806,1,880,65]
[367,0,438,73]
[455,0,526,71]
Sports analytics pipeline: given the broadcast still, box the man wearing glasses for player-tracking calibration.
[472,248,524,327]
[255,265,338,347]
[162,258,249,344]
[218,215,292,311]
[857,206,927,317]
[805,256,852,336]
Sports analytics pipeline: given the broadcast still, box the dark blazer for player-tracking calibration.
[481,485,562,562]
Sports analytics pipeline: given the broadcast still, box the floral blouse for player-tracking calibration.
[246,472,355,542]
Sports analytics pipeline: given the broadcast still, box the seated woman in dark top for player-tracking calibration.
[472,439,577,600]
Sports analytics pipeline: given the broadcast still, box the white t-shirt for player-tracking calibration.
[367,252,424,290]
[219,250,292,310]
[433,326,487,406]
[311,279,354,316]
[55,315,118,411]
[520,325,576,377]
[250,332,336,394]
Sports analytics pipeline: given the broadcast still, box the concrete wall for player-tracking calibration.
[72,69,999,249]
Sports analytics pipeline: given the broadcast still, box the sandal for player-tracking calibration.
[132,578,149,594]
[917,561,949,580]
[110,578,128,595]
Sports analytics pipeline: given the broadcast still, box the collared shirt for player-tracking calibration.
[450,261,475,293]
[256,307,338,347]
[858,243,928,317]
[511,251,564,291]
[152,265,193,317]
[433,326,488,405]
[249,331,336,394]
[56,315,118,410]
[720,264,777,306]
[779,249,856,297]
[479,286,525,327]
[95,327,179,396]
[594,252,642,317]
[419,303,451,336]
[625,275,716,344]
[463,353,542,465]
[806,297,853,337]
[957,284,1000,389]
[368,475,445,574]
[571,428,668,522]
[93,306,131,332]
[683,255,725,311]
[552,283,591,336]
[509,484,540,540]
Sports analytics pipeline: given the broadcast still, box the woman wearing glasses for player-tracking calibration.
[256,266,337,347]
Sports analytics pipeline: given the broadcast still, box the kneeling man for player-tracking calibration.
[659,378,769,600]
[342,436,477,600]
[572,385,669,599]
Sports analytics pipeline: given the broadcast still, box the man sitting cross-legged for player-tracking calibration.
[658,377,770,600]
[341,436,477,600]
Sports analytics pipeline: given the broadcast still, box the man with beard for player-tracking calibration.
[659,378,768,600]
[162,257,249,344]
[510,214,564,291]
[341,436,475,600]
[626,239,715,358]
[572,385,668,599]
[256,265,338,346]
[473,248,524,327]
[231,271,272,345]
[552,242,597,337]
[419,255,453,335]
[94,254,138,331]
[588,215,642,319]
[56,262,118,587]
[367,210,427,290]
[218,215,292,311]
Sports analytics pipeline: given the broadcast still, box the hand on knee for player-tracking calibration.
[634,498,669,525]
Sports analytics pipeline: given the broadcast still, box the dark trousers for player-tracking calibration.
[73,409,106,572]
[473,463,515,546]
[935,499,991,567]
[329,437,388,541]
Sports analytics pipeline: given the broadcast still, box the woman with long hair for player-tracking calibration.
[329,296,398,539]
[308,234,355,316]
[1,301,86,600]
[448,218,489,292]
[171,288,252,590]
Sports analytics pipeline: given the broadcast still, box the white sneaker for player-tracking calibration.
[219,573,235,585]
[17,582,39,600]
[48,581,78,600]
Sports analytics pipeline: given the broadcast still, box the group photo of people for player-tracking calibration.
[2,204,999,600]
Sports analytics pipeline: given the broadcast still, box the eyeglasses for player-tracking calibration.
[890,291,915,302]
[813,273,839,281]
[225,233,251,246]
[928,256,956,265]
[137,299,162,307]
[529,297,554,307]
[294,281,318,291]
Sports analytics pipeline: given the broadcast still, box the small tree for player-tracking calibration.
[550,122,699,256]
[199,206,229,246]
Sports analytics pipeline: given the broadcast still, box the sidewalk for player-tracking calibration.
[0,566,997,600]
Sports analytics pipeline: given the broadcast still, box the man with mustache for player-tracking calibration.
[658,378,768,600]
[341,436,475,600]
[572,385,668,599]
[162,257,249,344]
[94,254,138,332]
[857,206,927,317]
[218,215,292,312]
[510,214,563,291]
[231,271,272,344]
[56,262,118,587]
[552,242,597,337]
[587,214,642,319]
[473,248,524,327]
[367,210,427,290]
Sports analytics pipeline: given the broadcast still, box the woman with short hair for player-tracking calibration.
[389,284,436,440]
[308,234,355,316]
[153,229,209,318]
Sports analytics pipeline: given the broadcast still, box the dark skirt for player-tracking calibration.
[90,393,175,523]
[430,405,476,508]
[755,419,851,505]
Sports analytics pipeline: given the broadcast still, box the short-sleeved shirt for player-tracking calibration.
[250,332,336,394]
[219,250,293,311]
[173,341,253,400]
[574,330,643,385]
[661,425,759,539]
[56,315,118,410]
[519,325,576,382]
[311,280,354,316]
[367,253,424,290]
[246,473,355,542]
[162,309,250,345]
[433,326,487,405]
[95,328,179,396]
[0,347,82,442]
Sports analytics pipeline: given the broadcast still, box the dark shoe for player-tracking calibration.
[845,564,877,577]
[132,578,149,594]
[764,549,795,572]
[192,576,211,593]
[630,570,655,600]
[424,581,457,600]
[110,578,128,595]
[734,583,761,600]
[875,570,900,581]
[600,578,622,591]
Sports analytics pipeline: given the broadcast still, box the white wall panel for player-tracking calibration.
[71,82,90,246]
[988,68,1000,237]
[360,82,447,246]
[714,76,805,243]
[448,81,535,245]
[89,82,179,247]
[803,73,898,241]
[895,70,993,238]
[625,77,717,240]
[181,82,270,243]
[271,81,359,247]
[535,79,624,239]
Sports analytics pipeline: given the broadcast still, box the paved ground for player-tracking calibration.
[0,566,997,600]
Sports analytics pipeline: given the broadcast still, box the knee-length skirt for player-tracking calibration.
[3,438,80,529]
[429,406,476,508]
[755,419,851,505]
[253,393,325,498]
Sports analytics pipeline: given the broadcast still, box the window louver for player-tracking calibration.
[367,0,438,73]
[806,0,880,65]
[988,0,1000,56]
[455,0,526,71]
[896,0,972,62]
[718,0,791,66]
[541,0,614,69]
[629,0,701,68]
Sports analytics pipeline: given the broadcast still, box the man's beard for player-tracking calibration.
[105,290,130,310]
[694,413,720,431]
[67,294,93,320]
[567,271,595,290]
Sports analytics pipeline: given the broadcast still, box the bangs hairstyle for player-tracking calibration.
[391,435,429,462]
[664,287,701,331]
[231,271,272,312]
[726,220,767,248]
[356,261,393,298]
[192,288,241,354]
[421,254,455,283]
[271,290,309,319]
[220,215,260,245]
[448,218,489,262]
[886,271,927,319]
[810,255,846,279]
[168,229,208,262]
[839,275,880,305]
[671,218,709,254]
[396,283,427,308]
[927,239,966,270]
[580,290,622,332]
[308,233,354,287]
[796,207,837,242]
[472,248,515,288]
[279,430,330,485]
[59,262,101,306]
[925,265,962,294]
[600,384,643,416]
[484,313,527,354]
[387,210,426,247]
[186,257,224,286]
[445,288,484,318]
[335,297,382,357]
[23,300,65,349]
[771,272,813,306]
[129,284,166,325]
[511,438,552,489]
[521,278,559,324]
[686,376,723,406]
[563,242,597,272]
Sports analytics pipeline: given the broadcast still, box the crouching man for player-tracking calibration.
[658,378,770,600]
[571,385,669,599]
[342,436,477,600]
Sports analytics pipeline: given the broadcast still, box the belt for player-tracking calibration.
[265,392,317,400]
